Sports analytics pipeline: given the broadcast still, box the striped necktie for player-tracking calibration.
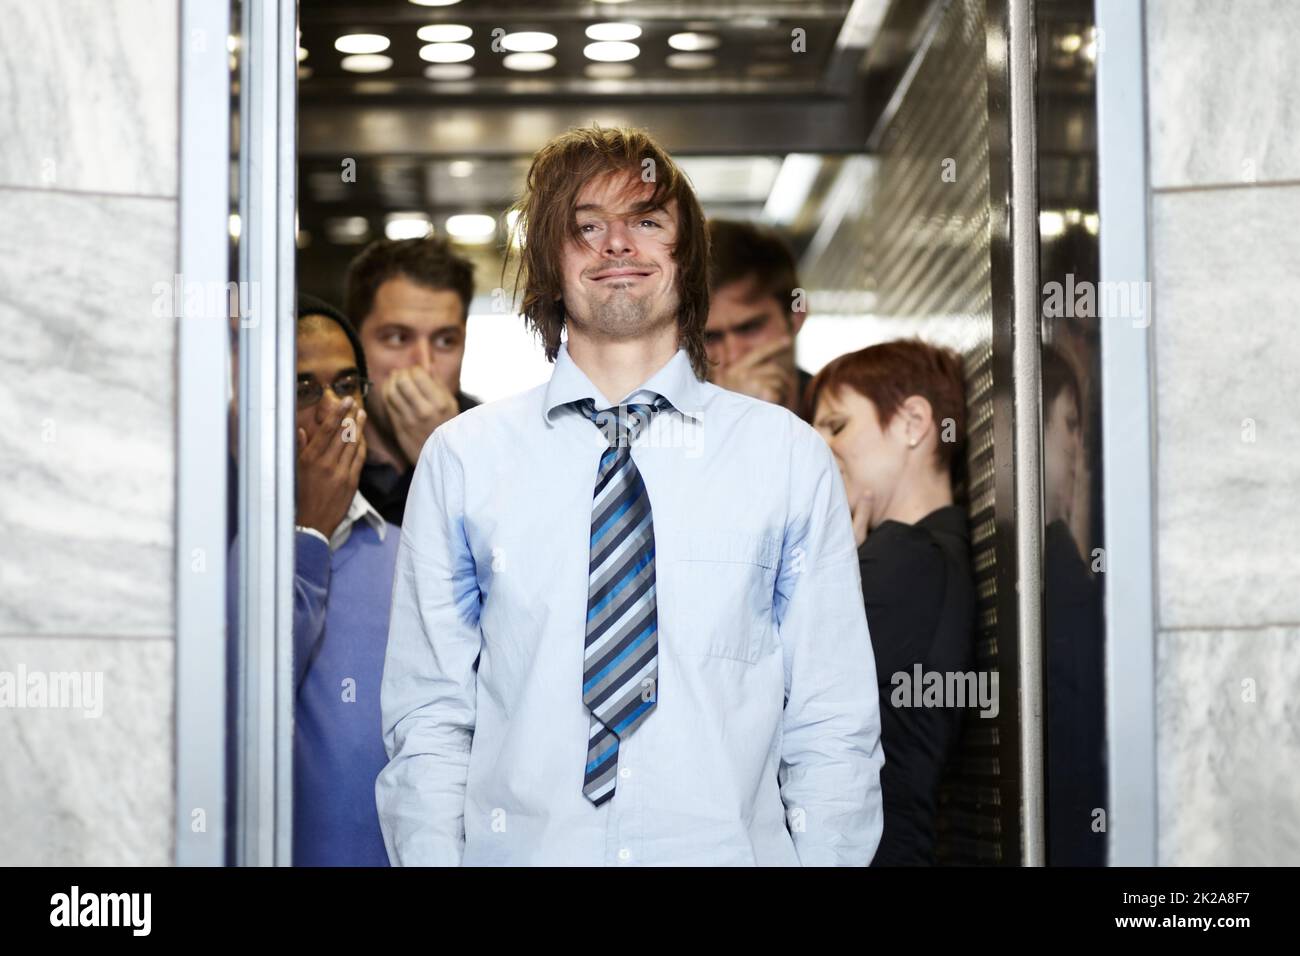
[576,396,670,806]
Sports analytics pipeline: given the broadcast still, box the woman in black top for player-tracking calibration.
[807,340,976,866]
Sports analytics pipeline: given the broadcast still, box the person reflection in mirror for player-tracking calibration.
[344,237,481,527]
[810,340,976,866]
[228,295,399,866]
[703,219,815,421]
[1041,344,1106,865]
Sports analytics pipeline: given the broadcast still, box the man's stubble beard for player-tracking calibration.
[570,285,679,342]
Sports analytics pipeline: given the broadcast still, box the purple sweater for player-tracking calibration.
[227,522,400,866]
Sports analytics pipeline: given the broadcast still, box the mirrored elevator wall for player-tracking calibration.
[1036,0,1107,867]
[871,0,1016,867]
[803,0,1020,864]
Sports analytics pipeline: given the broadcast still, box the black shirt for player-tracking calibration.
[1044,518,1106,865]
[859,505,976,866]
[359,389,480,527]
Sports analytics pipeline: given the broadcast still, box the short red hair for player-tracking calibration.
[807,339,966,471]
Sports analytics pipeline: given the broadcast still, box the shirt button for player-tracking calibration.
[618,848,631,862]
[619,767,631,779]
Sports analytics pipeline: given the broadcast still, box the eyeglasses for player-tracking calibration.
[296,373,371,409]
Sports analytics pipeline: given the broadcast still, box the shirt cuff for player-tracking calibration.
[294,527,332,583]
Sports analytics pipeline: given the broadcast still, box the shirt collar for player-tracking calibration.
[329,489,387,552]
[542,340,706,426]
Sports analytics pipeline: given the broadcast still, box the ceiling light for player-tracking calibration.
[668,32,718,51]
[445,214,496,243]
[666,52,714,70]
[385,213,433,240]
[762,154,822,225]
[417,24,472,42]
[424,63,474,80]
[409,0,463,6]
[420,42,474,63]
[834,0,891,49]
[334,33,390,55]
[501,31,557,53]
[326,216,371,244]
[584,41,639,62]
[340,54,393,73]
[448,160,475,178]
[586,23,641,42]
[585,62,635,79]
[503,52,556,71]
[1039,211,1066,238]
[297,46,308,62]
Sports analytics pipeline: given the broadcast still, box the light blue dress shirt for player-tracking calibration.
[377,341,883,866]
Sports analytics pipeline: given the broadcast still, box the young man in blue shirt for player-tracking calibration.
[378,127,883,866]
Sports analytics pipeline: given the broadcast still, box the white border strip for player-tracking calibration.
[1095,0,1158,867]
[175,0,232,867]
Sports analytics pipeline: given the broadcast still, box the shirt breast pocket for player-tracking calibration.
[667,530,780,664]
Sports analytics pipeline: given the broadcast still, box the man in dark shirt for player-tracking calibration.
[704,219,815,422]
[344,236,481,526]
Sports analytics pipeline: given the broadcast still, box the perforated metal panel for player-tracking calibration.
[869,0,1017,865]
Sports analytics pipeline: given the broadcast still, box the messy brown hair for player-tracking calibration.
[504,125,711,380]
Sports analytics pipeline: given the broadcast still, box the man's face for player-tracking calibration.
[704,276,797,377]
[358,275,467,420]
[296,319,362,440]
[558,171,681,341]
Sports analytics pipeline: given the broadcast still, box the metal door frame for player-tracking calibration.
[986,0,1046,866]
[234,0,298,867]
[175,0,233,866]
[1094,0,1158,867]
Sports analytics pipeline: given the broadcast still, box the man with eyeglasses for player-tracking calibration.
[228,294,399,866]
